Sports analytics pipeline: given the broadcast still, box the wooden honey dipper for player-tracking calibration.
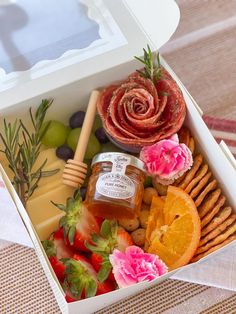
[62,90,100,188]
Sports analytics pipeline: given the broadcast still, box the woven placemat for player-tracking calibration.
[0,243,235,314]
[0,244,60,314]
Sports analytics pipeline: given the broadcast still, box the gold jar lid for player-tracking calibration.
[91,152,146,172]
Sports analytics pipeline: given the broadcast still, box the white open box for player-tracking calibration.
[0,1,236,313]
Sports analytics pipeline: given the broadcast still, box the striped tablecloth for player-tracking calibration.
[204,116,236,159]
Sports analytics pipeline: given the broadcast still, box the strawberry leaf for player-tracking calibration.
[42,237,56,257]
[97,264,112,283]
[100,220,111,238]
[73,189,82,201]
[91,233,99,243]
[85,278,97,298]
[51,201,66,211]
[68,226,76,245]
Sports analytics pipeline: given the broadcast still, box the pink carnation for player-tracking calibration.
[109,246,167,288]
[140,134,193,185]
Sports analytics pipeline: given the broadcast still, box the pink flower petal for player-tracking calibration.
[109,246,168,288]
[140,134,193,182]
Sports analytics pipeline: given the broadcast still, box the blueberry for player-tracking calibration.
[56,145,74,161]
[80,187,87,201]
[95,127,109,144]
[69,111,85,129]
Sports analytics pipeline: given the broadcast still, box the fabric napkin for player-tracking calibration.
[0,171,32,248]
[172,243,236,291]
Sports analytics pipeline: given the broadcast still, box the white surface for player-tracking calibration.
[173,243,236,291]
[124,0,180,49]
[0,170,32,247]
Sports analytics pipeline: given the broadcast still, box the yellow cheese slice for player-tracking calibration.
[27,185,75,240]
[0,152,14,180]
[31,177,62,199]
[1,148,76,240]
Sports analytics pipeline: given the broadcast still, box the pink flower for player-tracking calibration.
[140,134,193,185]
[109,246,167,288]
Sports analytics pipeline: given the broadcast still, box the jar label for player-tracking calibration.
[96,173,135,199]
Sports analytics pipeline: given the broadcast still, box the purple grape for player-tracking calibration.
[95,127,109,144]
[56,145,74,161]
[80,187,87,201]
[69,111,85,129]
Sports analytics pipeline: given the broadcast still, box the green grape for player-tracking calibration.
[92,115,103,132]
[144,176,153,188]
[67,128,101,159]
[101,141,123,153]
[67,128,81,151]
[65,126,71,138]
[40,120,67,148]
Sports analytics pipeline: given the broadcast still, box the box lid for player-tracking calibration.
[0,0,179,109]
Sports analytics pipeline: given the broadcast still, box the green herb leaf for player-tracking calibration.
[0,99,56,206]
[134,45,162,83]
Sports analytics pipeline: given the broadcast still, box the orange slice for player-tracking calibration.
[147,186,201,270]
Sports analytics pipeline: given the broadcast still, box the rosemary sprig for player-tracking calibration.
[0,99,59,207]
[134,45,162,83]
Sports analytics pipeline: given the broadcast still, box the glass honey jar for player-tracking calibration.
[85,152,146,219]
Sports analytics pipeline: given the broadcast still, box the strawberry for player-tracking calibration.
[62,256,98,301]
[95,216,104,229]
[97,280,116,296]
[52,190,99,252]
[42,228,74,281]
[65,293,77,303]
[63,254,116,302]
[91,253,115,282]
[86,220,133,283]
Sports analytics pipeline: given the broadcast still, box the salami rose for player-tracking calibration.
[97,68,186,152]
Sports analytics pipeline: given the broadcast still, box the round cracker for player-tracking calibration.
[191,233,236,263]
[178,127,190,146]
[188,137,195,154]
[200,214,236,246]
[178,154,203,189]
[196,222,236,255]
[198,188,221,218]
[194,179,217,207]
[185,164,208,194]
[190,172,212,199]
[201,196,226,230]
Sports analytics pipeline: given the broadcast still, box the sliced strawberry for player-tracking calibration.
[53,190,99,252]
[49,256,66,281]
[90,252,103,272]
[97,280,116,296]
[86,220,133,283]
[63,257,98,301]
[91,253,115,282]
[65,293,77,303]
[73,253,90,264]
[116,227,133,251]
[95,216,104,229]
[42,227,74,281]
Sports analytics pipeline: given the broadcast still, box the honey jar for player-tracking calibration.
[85,152,146,219]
